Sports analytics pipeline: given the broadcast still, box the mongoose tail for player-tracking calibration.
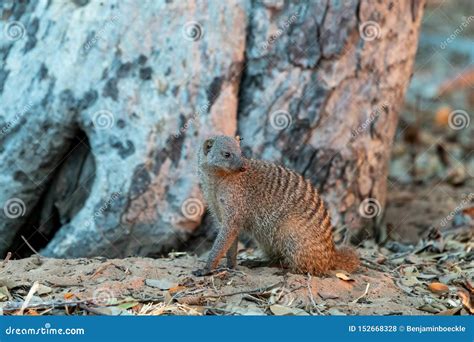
[333,246,360,273]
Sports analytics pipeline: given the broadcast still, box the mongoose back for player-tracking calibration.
[194,135,359,276]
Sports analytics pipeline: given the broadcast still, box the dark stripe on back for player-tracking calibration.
[270,165,283,196]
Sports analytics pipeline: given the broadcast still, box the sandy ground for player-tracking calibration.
[0,212,472,316]
[0,254,427,316]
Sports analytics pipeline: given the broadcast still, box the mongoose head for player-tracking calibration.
[199,135,247,174]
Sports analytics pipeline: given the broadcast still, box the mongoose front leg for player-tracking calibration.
[226,237,238,269]
[193,222,239,276]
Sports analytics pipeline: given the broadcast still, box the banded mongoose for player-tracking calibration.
[194,135,359,276]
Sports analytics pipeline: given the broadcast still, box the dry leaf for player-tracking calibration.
[37,284,52,295]
[269,304,309,316]
[327,308,346,315]
[336,273,354,282]
[439,273,460,284]
[462,206,474,219]
[396,280,413,294]
[27,309,39,316]
[457,289,474,314]
[416,273,438,280]
[145,279,177,290]
[226,303,266,316]
[63,292,75,300]
[318,291,339,300]
[402,266,419,276]
[434,106,451,127]
[465,279,474,294]
[428,282,449,294]
[400,276,420,287]
[177,295,204,306]
[436,307,462,316]
[404,255,421,264]
[418,304,441,314]
[0,286,10,301]
[169,285,186,295]
[118,301,139,310]
[131,303,143,313]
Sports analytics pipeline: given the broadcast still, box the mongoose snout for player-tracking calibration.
[194,135,359,276]
[201,136,247,173]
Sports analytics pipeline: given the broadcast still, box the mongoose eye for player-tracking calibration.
[223,152,231,159]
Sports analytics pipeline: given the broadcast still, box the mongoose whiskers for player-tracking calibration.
[193,135,359,276]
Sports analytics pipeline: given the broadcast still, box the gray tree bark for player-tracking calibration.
[0,0,424,258]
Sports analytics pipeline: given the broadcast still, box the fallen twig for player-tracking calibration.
[19,281,39,315]
[39,307,54,315]
[360,257,391,273]
[90,262,128,279]
[3,252,12,263]
[43,281,85,288]
[3,299,90,312]
[306,273,322,315]
[79,304,109,315]
[203,282,283,299]
[352,283,370,304]
[21,236,42,264]
[2,295,165,313]
[203,306,238,315]
[214,267,247,276]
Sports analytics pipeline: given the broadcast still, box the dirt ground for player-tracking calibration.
[1,174,473,316]
[0,209,472,316]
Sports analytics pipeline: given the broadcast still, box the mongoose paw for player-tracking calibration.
[192,268,213,277]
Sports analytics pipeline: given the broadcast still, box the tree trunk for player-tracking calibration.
[0,0,424,258]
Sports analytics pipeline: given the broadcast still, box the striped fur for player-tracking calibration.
[196,135,359,276]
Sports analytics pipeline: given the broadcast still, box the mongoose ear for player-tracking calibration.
[203,139,214,156]
[235,135,243,146]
